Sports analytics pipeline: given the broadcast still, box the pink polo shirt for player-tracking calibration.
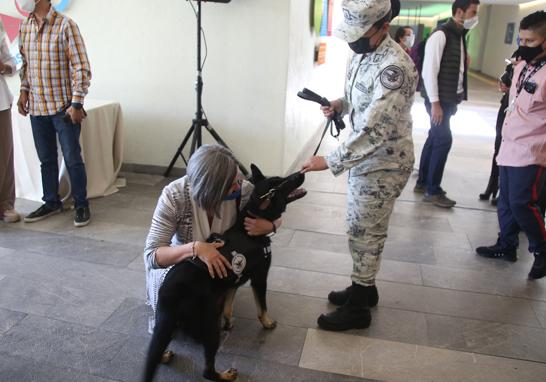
[497,60,546,167]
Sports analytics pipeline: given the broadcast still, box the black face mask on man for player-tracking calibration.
[348,28,381,54]
[517,43,545,63]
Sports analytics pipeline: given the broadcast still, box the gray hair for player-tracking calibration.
[186,144,239,216]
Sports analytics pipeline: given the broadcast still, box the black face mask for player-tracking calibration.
[348,28,380,54]
[516,43,545,63]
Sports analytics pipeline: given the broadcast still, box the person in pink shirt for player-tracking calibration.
[476,11,546,279]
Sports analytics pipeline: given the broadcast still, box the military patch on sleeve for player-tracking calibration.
[380,65,405,90]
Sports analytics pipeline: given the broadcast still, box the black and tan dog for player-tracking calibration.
[143,165,306,382]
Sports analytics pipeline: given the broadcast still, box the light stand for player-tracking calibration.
[165,0,248,177]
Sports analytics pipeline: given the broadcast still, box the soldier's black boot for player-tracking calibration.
[318,283,371,331]
[328,284,379,307]
[529,252,546,279]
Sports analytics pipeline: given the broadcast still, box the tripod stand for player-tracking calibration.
[164,0,248,177]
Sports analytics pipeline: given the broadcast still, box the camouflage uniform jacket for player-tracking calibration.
[325,35,417,177]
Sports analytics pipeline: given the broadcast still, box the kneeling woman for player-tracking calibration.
[143,144,278,333]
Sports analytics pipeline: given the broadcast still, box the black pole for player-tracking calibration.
[164,0,248,177]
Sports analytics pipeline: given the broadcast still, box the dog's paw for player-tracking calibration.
[222,318,234,331]
[160,350,174,364]
[259,316,277,330]
[219,368,238,381]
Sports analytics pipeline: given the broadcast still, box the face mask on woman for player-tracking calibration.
[17,0,41,13]
[403,35,415,48]
[349,28,381,55]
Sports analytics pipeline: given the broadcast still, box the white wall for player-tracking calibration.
[283,0,347,172]
[467,5,490,71]
[5,0,292,175]
[479,2,546,78]
[480,5,519,77]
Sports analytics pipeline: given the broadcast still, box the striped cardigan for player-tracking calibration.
[143,176,252,332]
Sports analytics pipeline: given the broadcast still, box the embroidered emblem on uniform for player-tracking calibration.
[355,81,367,93]
[380,65,404,90]
[231,251,247,275]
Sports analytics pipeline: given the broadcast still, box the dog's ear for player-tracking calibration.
[250,164,266,183]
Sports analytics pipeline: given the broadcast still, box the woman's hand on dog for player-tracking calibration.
[244,216,280,236]
[195,241,232,279]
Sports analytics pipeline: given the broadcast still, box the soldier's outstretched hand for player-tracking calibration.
[301,156,328,173]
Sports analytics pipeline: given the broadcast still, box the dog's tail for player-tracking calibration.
[142,308,177,382]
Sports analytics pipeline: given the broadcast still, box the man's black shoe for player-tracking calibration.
[318,283,372,331]
[328,284,379,307]
[74,206,91,227]
[529,253,546,279]
[476,243,517,262]
[24,204,62,223]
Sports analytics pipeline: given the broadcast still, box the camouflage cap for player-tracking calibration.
[334,0,392,43]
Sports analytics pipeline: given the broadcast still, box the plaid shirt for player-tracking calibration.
[19,7,91,116]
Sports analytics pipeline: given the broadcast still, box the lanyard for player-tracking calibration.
[515,59,546,97]
[506,59,546,114]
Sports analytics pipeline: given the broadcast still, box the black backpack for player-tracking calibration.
[413,28,447,90]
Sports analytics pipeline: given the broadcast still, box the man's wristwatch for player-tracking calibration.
[266,221,277,238]
[71,102,83,110]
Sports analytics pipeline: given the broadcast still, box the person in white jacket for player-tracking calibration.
[0,20,20,223]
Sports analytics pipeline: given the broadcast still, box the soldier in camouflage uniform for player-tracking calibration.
[302,0,417,331]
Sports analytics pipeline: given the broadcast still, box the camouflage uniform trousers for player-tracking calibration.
[347,169,411,286]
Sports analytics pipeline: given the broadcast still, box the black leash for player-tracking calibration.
[297,88,345,155]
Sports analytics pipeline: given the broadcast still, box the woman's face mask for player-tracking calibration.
[17,0,41,13]
[348,27,381,55]
[403,35,415,48]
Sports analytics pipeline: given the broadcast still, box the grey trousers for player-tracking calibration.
[347,169,411,286]
[0,108,15,216]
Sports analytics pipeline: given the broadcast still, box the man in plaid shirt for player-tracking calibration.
[17,0,92,227]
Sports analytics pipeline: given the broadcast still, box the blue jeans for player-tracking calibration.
[498,165,546,253]
[417,100,458,195]
[30,112,88,209]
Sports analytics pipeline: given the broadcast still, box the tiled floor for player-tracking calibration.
[2,77,546,381]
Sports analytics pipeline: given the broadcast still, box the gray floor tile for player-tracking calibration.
[272,245,423,285]
[220,317,307,367]
[270,228,296,247]
[421,264,546,301]
[0,315,129,376]
[289,230,348,254]
[225,354,378,382]
[267,266,349,299]
[0,351,115,382]
[0,276,125,328]
[387,225,472,250]
[0,246,14,258]
[532,302,546,329]
[0,308,27,335]
[378,280,542,327]
[389,211,453,233]
[382,241,437,265]
[300,328,546,382]
[282,203,346,236]
[296,190,347,209]
[101,297,149,336]
[426,314,546,363]
[0,251,145,301]
[0,227,142,267]
[232,287,327,329]
[234,288,430,347]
